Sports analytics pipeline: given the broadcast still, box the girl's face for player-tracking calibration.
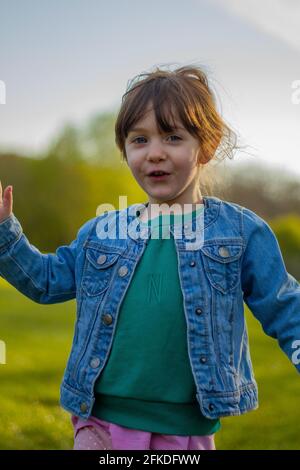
[124,103,203,208]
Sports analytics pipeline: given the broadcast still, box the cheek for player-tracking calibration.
[129,162,145,183]
[127,154,142,173]
[176,161,195,177]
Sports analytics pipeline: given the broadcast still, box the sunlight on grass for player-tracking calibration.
[0,281,299,449]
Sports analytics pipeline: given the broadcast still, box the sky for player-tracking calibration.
[0,0,300,176]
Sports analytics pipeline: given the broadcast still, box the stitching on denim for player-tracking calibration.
[9,253,77,297]
[0,229,23,255]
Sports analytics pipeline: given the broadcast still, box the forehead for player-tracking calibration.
[128,106,185,134]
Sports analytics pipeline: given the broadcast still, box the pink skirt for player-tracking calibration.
[71,414,216,451]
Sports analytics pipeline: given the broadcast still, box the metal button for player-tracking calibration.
[189,261,196,267]
[97,254,107,264]
[184,224,189,229]
[195,308,202,315]
[80,402,88,413]
[90,358,100,368]
[218,246,230,258]
[200,356,207,364]
[208,403,214,411]
[102,314,113,325]
[118,266,128,277]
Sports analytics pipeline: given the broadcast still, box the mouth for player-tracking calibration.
[147,171,171,181]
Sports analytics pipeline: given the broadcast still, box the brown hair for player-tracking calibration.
[115,63,239,194]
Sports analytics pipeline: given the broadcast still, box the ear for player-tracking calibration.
[196,147,212,165]
[198,152,213,165]
[198,131,222,164]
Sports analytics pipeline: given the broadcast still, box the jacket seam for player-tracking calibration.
[0,230,23,255]
[10,250,76,297]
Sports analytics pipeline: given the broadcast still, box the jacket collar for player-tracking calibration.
[126,196,221,244]
[130,196,220,226]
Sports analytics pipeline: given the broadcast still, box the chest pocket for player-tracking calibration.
[201,242,243,294]
[81,247,120,297]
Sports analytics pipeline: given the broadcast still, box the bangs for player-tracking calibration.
[122,78,199,139]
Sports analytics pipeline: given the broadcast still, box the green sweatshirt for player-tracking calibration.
[92,205,221,435]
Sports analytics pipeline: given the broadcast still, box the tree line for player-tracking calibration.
[1,109,299,279]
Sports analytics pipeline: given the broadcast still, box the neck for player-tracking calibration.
[142,198,204,221]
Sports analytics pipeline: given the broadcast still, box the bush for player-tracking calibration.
[269,214,300,280]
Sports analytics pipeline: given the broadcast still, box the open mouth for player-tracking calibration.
[147,171,171,180]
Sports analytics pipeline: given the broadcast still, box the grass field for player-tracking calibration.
[0,277,299,450]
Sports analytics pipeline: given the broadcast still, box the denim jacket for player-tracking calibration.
[0,196,299,421]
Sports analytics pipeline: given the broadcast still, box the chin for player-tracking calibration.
[150,197,176,206]
[149,193,171,201]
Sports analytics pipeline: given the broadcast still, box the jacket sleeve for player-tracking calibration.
[0,213,97,304]
[241,207,300,373]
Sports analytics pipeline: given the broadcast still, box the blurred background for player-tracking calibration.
[0,0,299,450]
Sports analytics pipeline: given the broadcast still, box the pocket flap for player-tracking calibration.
[201,243,243,263]
[85,249,119,270]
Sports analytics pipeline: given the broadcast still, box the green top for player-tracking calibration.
[92,205,221,435]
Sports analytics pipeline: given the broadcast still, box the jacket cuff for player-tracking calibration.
[0,213,23,253]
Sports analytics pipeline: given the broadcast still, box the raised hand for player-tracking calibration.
[0,180,13,223]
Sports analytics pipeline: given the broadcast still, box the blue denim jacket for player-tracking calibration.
[0,196,299,421]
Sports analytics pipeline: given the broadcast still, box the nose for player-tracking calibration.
[146,140,166,161]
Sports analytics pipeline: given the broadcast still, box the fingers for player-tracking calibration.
[6,186,13,213]
[0,181,11,201]
[0,181,13,213]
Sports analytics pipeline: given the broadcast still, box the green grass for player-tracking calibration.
[0,277,299,450]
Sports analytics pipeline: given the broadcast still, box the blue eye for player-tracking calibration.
[168,135,181,142]
[132,135,181,144]
[132,136,146,144]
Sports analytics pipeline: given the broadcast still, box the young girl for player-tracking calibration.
[0,64,299,451]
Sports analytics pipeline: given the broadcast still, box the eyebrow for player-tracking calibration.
[128,126,185,134]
